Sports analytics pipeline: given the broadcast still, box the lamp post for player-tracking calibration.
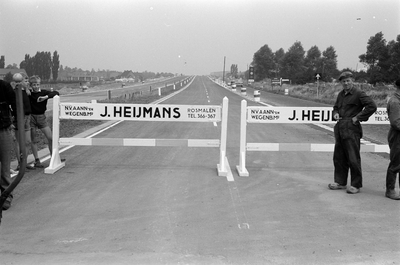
[222,56,226,85]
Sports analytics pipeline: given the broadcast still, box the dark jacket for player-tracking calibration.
[29,90,59,115]
[333,85,377,139]
[0,80,16,128]
[333,86,377,121]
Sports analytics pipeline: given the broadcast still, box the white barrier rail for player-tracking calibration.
[45,81,229,177]
[236,100,390,177]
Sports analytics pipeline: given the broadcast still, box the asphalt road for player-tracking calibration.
[1,76,399,264]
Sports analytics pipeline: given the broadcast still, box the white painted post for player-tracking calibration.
[158,87,161,96]
[45,96,65,174]
[236,100,249,177]
[173,84,176,90]
[254,90,260,102]
[217,97,229,177]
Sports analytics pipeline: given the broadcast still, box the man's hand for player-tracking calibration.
[10,81,19,89]
[352,116,358,125]
[333,113,340,120]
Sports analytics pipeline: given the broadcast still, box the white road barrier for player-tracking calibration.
[236,100,390,177]
[45,78,230,177]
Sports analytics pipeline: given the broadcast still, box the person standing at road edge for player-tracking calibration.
[29,75,60,168]
[385,79,400,200]
[329,71,377,194]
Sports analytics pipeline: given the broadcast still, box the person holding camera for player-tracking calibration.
[0,79,16,210]
[11,72,35,171]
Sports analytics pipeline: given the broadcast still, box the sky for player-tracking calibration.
[0,0,399,75]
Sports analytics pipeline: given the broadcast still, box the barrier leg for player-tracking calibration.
[236,100,249,177]
[45,96,65,174]
[217,97,229,176]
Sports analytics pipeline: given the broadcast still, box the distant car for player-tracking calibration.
[230,81,236,88]
[236,82,243,87]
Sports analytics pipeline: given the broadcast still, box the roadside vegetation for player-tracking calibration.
[224,32,399,91]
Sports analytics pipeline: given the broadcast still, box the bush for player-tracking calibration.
[254,80,393,107]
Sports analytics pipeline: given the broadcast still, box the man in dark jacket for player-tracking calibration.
[385,79,400,200]
[0,80,16,210]
[328,71,377,194]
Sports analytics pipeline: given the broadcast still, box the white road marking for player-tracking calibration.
[225,156,234,182]
[57,237,88,244]
[228,183,250,229]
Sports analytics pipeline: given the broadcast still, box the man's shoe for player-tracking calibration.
[34,159,45,168]
[385,190,400,200]
[347,186,360,194]
[18,164,36,170]
[26,164,36,170]
[2,200,11,211]
[328,183,346,190]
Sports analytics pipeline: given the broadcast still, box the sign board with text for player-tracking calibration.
[247,106,388,124]
[271,79,281,85]
[59,103,222,122]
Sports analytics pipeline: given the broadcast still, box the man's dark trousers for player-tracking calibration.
[333,119,362,188]
[386,130,400,190]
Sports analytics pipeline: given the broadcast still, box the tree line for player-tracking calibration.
[57,66,175,82]
[21,51,60,81]
[0,51,60,82]
[245,31,399,85]
[1,52,175,83]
